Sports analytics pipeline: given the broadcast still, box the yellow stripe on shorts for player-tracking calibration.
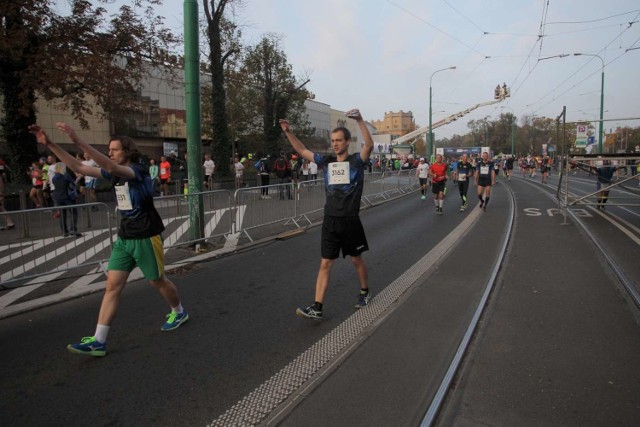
[151,234,165,277]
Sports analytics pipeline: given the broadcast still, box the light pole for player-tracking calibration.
[574,53,605,154]
[429,66,456,160]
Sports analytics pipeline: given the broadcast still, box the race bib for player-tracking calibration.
[160,167,167,175]
[480,166,490,175]
[328,162,350,185]
[114,183,133,210]
[458,172,466,181]
[32,177,38,186]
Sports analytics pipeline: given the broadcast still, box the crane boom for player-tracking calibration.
[392,98,505,146]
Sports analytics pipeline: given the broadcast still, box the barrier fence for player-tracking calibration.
[0,170,419,287]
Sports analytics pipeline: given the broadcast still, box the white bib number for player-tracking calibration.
[328,162,350,185]
[480,166,490,175]
[115,183,133,210]
[458,172,466,181]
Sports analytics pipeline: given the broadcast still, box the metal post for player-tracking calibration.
[598,68,604,154]
[184,0,204,243]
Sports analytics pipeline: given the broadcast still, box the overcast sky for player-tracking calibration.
[57,1,640,138]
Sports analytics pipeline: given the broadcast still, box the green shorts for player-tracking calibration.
[108,235,165,280]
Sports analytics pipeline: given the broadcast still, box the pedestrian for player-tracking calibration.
[148,158,159,195]
[300,159,309,183]
[0,173,15,230]
[505,155,514,181]
[234,156,244,189]
[455,153,474,212]
[280,108,374,320]
[30,123,189,357]
[308,159,318,182]
[540,155,551,184]
[274,152,292,200]
[256,156,271,199]
[159,156,171,196]
[28,161,45,208]
[203,153,215,189]
[475,151,496,211]
[429,154,448,215]
[416,157,429,200]
[82,152,99,210]
[594,160,618,209]
[50,162,82,237]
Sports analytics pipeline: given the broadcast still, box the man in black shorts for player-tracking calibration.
[280,109,374,320]
[475,151,496,211]
[505,155,514,181]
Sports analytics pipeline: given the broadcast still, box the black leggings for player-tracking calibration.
[457,179,469,200]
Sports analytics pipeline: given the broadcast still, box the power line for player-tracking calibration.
[384,0,487,57]
[442,0,485,33]
[544,9,640,25]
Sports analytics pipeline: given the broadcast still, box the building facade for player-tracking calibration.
[371,110,416,137]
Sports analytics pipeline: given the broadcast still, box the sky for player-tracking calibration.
[56,0,640,139]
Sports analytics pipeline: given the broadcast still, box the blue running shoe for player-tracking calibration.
[67,336,106,357]
[354,290,371,309]
[161,311,189,331]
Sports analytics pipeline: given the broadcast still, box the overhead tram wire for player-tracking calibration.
[533,34,640,115]
[384,0,487,57]
[526,12,640,114]
[442,0,485,33]
[543,9,640,26]
[537,0,551,55]
[506,0,553,99]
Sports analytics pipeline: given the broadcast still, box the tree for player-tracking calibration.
[236,35,312,156]
[0,0,179,184]
[203,0,242,177]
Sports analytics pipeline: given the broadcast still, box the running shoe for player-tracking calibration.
[354,291,371,309]
[296,305,323,320]
[161,311,190,331]
[67,336,106,357]
[479,201,484,208]
[437,207,443,215]
[421,195,426,200]
[460,205,465,212]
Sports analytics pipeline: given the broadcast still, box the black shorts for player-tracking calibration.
[321,216,369,259]
[432,180,446,194]
[477,177,492,187]
[419,177,429,186]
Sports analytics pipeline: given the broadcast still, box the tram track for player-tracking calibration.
[421,181,516,426]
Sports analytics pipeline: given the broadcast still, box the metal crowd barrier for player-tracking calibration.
[1,171,420,286]
[0,202,114,287]
[153,189,234,249]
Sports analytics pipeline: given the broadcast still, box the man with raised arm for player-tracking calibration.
[29,123,188,356]
[279,109,374,320]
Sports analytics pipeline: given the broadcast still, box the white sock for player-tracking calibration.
[172,303,184,314]
[94,324,110,344]
[439,200,444,208]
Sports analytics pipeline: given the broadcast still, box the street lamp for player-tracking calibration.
[429,66,456,159]
[574,53,605,154]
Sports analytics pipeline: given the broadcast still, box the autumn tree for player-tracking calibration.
[237,35,312,156]
[202,0,243,178]
[0,0,180,184]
